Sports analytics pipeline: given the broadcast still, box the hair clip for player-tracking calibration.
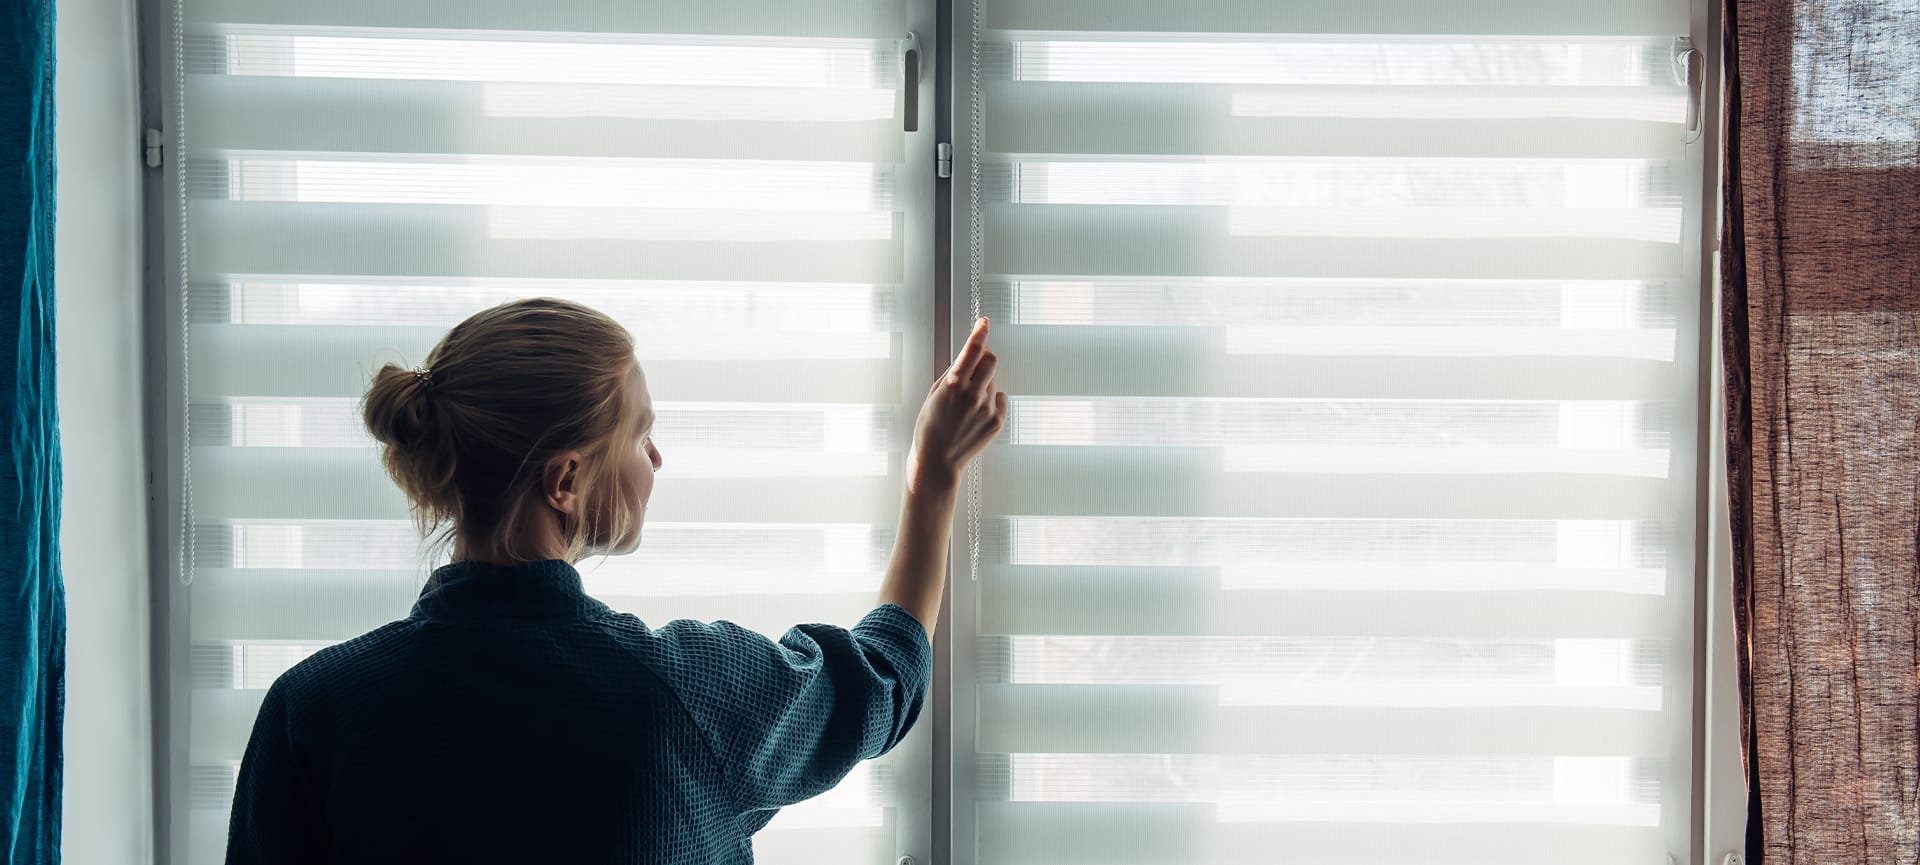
[412,367,434,389]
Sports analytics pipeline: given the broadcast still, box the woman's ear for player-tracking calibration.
[543,450,586,515]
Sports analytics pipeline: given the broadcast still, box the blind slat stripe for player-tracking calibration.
[191,572,417,642]
[189,76,904,163]
[986,326,1679,401]
[191,201,904,284]
[191,579,885,642]
[190,325,901,402]
[982,564,1667,596]
[987,205,1684,280]
[976,802,1665,865]
[997,116,1685,162]
[1222,326,1678,361]
[196,323,898,361]
[190,324,899,365]
[986,0,1686,36]
[983,684,1660,712]
[188,568,885,601]
[988,83,1686,160]
[981,585,1670,639]
[190,688,264,761]
[187,812,227,865]
[190,447,898,523]
[984,446,1673,519]
[977,685,1668,755]
[185,279,899,329]
[191,322,1679,401]
[188,0,906,38]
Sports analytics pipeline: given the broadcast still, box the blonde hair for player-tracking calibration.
[362,298,640,563]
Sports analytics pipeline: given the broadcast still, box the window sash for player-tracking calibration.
[150,1,940,863]
[942,1,1718,864]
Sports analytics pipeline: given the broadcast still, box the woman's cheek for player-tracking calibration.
[636,454,656,508]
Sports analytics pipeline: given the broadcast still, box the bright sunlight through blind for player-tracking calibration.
[964,0,1705,862]
[175,2,930,864]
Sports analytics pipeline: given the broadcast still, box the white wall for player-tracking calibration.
[55,0,154,858]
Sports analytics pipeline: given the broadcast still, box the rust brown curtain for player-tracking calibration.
[1721,0,1920,862]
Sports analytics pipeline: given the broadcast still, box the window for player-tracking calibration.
[953,0,1709,862]
[151,0,1715,862]
[165,2,935,863]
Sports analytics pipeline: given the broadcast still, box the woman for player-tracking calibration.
[226,298,1005,864]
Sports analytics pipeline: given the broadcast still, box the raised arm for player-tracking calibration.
[877,316,1006,637]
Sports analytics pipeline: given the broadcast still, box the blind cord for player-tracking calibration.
[174,0,194,588]
[965,0,984,582]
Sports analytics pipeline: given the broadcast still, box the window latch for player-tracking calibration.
[1673,37,1704,144]
[901,32,922,133]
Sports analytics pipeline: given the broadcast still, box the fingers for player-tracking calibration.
[970,349,998,389]
[952,316,991,380]
[994,391,1009,426]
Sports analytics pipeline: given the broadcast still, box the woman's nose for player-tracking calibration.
[648,442,663,471]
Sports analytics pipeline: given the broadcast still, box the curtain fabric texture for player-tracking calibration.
[0,0,63,860]
[1721,0,1919,862]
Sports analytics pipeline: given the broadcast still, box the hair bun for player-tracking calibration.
[363,362,436,450]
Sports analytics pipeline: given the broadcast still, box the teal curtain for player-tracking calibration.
[0,0,62,860]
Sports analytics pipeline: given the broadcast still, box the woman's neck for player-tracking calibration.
[453,516,572,565]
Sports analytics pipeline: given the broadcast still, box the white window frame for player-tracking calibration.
[131,0,1745,862]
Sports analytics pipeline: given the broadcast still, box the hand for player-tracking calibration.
[909,317,1007,490]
